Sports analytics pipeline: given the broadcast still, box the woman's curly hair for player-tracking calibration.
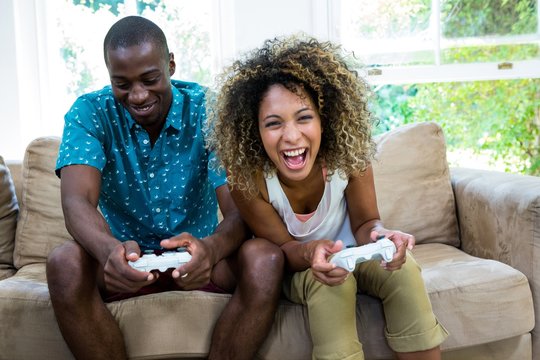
[207,35,376,198]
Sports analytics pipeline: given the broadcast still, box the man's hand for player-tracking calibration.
[102,240,158,293]
[309,240,350,286]
[161,233,214,290]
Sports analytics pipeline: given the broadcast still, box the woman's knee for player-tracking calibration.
[304,271,357,301]
[391,253,423,284]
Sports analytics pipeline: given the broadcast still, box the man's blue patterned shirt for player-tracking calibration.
[56,80,225,250]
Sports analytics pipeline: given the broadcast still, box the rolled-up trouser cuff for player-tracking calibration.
[386,319,449,353]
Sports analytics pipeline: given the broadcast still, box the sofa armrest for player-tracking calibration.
[451,167,540,355]
[450,167,540,279]
[6,161,22,205]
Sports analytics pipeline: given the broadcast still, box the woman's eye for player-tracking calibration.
[265,121,280,128]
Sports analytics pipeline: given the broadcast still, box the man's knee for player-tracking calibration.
[236,238,284,293]
[47,241,80,275]
[47,241,92,296]
[238,238,284,272]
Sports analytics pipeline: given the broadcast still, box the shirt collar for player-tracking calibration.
[124,84,184,132]
[166,85,184,131]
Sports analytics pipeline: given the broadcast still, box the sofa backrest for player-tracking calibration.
[13,137,71,268]
[0,156,18,278]
[372,122,460,247]
[5,161,22,205]
[2,121,460,269]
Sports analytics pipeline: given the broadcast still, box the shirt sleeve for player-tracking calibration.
[207,149,227,190]
[55,96,107,177]
[198,88,227,190]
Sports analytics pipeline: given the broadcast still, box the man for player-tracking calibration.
[46,16,284,360]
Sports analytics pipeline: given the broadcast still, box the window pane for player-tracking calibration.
[340,0,434,66]
[441,0,537,37]
[140,1,214,85]
[340,0,540,68]
[53,0,214,100]
[440,0,539,64]
[371,79,540,175]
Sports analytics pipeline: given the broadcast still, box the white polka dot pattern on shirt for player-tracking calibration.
[55,82,226,250]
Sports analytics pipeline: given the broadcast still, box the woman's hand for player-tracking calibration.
[370,229,415,271]
[309,240,350,286]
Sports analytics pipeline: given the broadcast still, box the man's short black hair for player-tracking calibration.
[103,16,169,65]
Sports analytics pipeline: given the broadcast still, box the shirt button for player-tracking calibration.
[149,173,155,178]
[143,139,149,144]
[155,208,161,213]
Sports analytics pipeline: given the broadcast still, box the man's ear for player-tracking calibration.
[168,52,176,76]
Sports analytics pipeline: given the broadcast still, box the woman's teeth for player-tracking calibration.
[284,148,306,157]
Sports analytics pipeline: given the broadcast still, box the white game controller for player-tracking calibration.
[128,251,192,272]
[330,238,396,272]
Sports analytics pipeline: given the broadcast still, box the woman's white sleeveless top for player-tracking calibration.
[265,171,357,247]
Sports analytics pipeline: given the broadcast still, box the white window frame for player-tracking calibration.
[2,0,539,160]
[327,0,540,85]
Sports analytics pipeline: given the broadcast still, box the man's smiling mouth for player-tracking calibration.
[130,102,156,117]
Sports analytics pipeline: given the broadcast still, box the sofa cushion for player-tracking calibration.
[13,137,71,268]
[373,122,460,246]
[412,243,534,349]
[6,161,23,206]
[0,156,18,279]
[0,245,533,359]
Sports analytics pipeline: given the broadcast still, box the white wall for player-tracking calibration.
[0,0,22,161]
[0,0,331,161]
[1,0,73,161]
[221,0,332,64]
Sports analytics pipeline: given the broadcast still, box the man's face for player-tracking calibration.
[105,42,175,132]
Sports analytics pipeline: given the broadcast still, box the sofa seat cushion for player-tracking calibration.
[0,155,18,279]
[0,263,312,360]
[414,243,534,349]
[348,243,534,358]
[0,264,71,359]
[0,243,533,360]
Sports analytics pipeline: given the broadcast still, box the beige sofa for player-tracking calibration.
[0,122,538,360]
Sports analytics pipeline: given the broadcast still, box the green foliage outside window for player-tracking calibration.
[60,0,212,97]
[440,0,537,37]
[370,0,540,175]
[60,0,540,175]
[71,0,159,16]
[372,80,540,175]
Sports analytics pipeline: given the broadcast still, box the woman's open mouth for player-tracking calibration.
[282,148,307,170]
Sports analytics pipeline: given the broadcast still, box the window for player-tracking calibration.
[1,0,216,160]
[337,0,540,84]
[335,0,540,175]
[54,0,216,97]
[2,0,538,174]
